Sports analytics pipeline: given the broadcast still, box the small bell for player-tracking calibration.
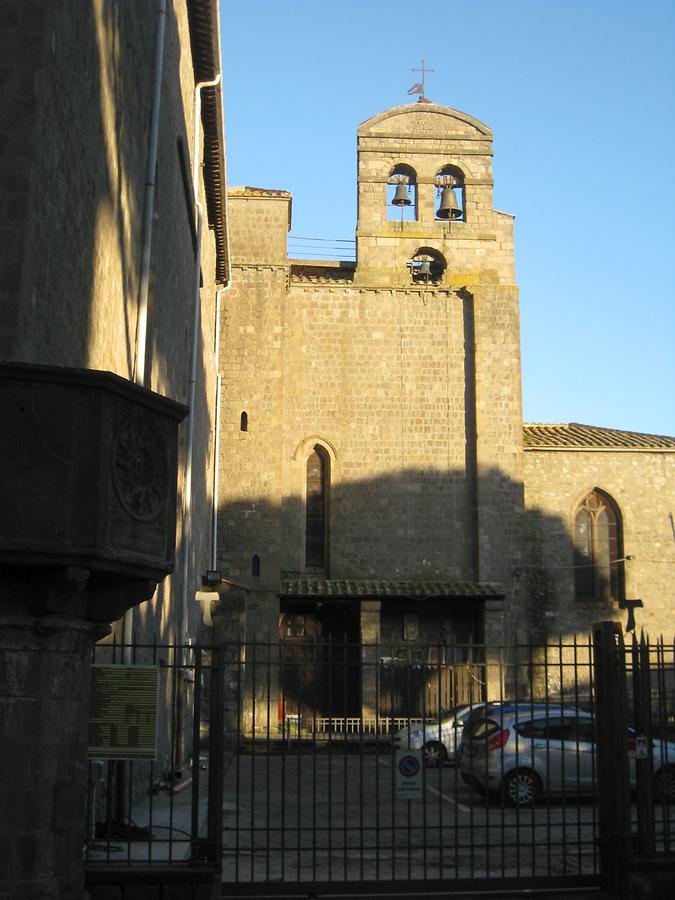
[392,182,411,206]
[437,186,462,220]
[417,260,432,278]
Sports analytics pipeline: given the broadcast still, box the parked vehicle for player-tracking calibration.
[393,700,556,770]
[393,704,475,765]
[460,704,675,808]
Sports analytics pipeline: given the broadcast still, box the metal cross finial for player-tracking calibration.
[412,59,434,93]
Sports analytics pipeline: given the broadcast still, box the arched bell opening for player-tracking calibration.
[435,165,465,221]
[387,164,417,222]
[407,247,446,284]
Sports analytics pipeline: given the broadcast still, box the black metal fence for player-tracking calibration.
[220,635,601,893]
[83,630,674,898]
[594,625,674,897]
[84,638,220,868]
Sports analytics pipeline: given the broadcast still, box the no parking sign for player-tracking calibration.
[395,749,423,800]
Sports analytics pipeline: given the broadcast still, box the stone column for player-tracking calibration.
[360,600,381,718]
[0,613,95,900]
[0,365,186,899]
[483,597,506,700]
[0,568,155,900]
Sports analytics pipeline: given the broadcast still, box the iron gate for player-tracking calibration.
[218,636,602,895]
[83,630,674,898]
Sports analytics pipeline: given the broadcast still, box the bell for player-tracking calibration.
[417,260,432,277]
[437,186,462,219]
[392,182,411,206]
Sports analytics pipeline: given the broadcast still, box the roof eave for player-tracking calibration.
[524,445,675,453]
[186,0,229,284]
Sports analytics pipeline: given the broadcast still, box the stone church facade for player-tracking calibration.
[217,96,674,714]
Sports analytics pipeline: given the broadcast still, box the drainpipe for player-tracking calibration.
[211,290,223,569]
[211,277,233,569]
[177,73,222,650]
[123,0,167,658]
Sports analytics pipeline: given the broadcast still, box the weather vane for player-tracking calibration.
[408,59,434,100]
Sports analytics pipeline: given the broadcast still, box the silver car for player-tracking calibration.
[393,704,474,765]
[460,704,675,807]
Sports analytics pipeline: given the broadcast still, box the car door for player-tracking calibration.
[566,716,596,792]
[538,715,594,795]
[518,715,588,795]
[517,716,565,792]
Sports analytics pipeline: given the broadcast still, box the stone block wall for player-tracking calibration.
[227,189,291,265]
[217,101,524,647]
[355,103,516,287]
[0,0,221,643]
[522,448,675,639]
[218,236,523,617]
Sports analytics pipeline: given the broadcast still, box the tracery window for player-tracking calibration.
[305,445,329,569]
[573,489,624,603]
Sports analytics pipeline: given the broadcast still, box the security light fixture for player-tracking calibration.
[203,569,222,586]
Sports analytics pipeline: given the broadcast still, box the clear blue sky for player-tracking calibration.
[221,0,675,436]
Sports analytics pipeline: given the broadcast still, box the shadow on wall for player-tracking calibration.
[214,464,625,642]
[10,5,213,644]
[524,506,623,640]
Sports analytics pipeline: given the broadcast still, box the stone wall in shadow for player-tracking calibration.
[0,2,219,645]
[215,464,586,647]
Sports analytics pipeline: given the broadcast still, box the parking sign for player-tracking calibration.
[395,749,423,800]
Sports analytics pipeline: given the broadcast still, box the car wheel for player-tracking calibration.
[503,769,541,808]
[423,741,447,767]
[653,765,675,803]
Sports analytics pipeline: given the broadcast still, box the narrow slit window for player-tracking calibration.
[305,445,329,569]
[240,411,248,432]
[251,555,260,577]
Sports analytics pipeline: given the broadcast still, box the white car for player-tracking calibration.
[460,704,675,807]
[393,704,475,765]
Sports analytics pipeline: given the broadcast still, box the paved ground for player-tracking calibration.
[221,749,600,887]
[84,765,210,864]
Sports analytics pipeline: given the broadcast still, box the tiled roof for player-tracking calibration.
[290,263,356,284]
[280,578,501,599]
[524,423,675,450]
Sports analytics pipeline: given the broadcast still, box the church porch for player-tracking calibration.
[278,578,503,728]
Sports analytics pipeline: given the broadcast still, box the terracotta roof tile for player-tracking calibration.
[280,578,501,599]
[523,423,675,450]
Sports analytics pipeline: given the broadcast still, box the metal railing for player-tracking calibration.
[82,631,674,897]
[83,638,220,868]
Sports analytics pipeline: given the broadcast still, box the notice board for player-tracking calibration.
[87,665,159,759]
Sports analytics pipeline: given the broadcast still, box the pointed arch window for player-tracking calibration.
[305,445,329,570]
[573,489,624,603]
[387,164,417,222]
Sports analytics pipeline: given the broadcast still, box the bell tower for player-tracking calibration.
[354,98,516,290]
